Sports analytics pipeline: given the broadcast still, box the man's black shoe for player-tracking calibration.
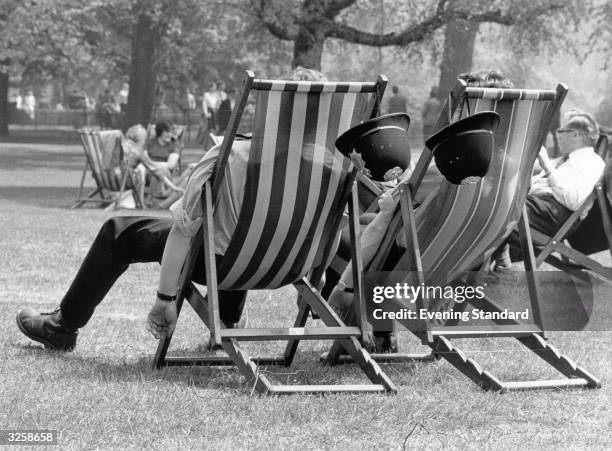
[374,331,398,353]
[16,307,78,352]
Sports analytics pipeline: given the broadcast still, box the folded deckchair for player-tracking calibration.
[153,71,396,394]
[72,129,142,209]
[530,134,612,282]
[327,79,601,391]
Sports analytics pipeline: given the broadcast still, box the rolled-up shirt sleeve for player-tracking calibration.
[170,197,203,237]
[169,144,221,236]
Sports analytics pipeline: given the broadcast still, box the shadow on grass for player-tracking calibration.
[0,148,84,171]
[0,186,81,208]
[12,342,419,392]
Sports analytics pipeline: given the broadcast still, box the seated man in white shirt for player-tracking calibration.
[494,108,605,269]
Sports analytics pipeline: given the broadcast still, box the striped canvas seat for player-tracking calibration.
[154,71,397,395]
[215,79,382,290]
[403,87,561,285]
[79,130,126,192]
[73,129,138,208]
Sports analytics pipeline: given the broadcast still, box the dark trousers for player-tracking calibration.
[505,193,573,261]
[59,216,246,329]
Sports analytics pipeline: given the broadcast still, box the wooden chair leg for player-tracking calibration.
[296,280,397,392]
[71,187,105,209]
[283,299,310,366]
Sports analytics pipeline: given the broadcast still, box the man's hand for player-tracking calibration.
[378,190,399,218]
[146,299,177,339]
[537,147,554,176]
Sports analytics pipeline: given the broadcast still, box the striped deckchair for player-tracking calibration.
[72,129,141,209]
[327,79,601,391]
[153,71,396,394]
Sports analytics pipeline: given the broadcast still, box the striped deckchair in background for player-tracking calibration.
[327,79,601,391]
[72,129,140,209]
[154,71,397,394]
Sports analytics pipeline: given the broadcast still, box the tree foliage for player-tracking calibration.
[250,0,576,69]
[0,0,608,136]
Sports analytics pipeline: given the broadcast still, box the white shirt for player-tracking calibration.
[529,146,604,211]
[202,92,219,116]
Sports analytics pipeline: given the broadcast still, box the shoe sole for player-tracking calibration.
[15,313,75,352]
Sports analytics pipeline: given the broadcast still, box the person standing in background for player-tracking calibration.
[14,92,23,110]
[421,86,441,141]
[187,88,196,111]
[202,83,219,133]
[117,83,129,113]
[24,91,36,120]
[215,82,228,133]
[216,87,234,135]
[387,85,407,114]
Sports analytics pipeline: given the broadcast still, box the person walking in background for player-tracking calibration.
[421,86,441,142]
[387,85,407,114]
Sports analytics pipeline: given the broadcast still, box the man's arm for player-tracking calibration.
[166,152,179,171]
[146,224,193,339]
[548,157,605,210]
[158,225,192,296]
[146,144,225,339]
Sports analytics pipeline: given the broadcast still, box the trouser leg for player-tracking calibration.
[59,217,172,328]
[59,216,246,328]
[503,193,573,262]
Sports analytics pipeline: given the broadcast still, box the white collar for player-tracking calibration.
[567,146,594,160]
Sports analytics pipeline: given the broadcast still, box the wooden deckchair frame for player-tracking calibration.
[326,80,601,391]
[153,71,396,395]
[530,182,612,282]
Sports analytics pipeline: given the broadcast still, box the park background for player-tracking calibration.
[1,1,611,449]
[2,0,612,142]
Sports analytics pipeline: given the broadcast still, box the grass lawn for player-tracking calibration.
[1,142,611,450]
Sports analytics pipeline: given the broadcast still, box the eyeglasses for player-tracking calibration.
[555,128,576,135]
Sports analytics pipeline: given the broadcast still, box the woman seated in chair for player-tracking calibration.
[146,120,181,175]
[123,124,186,207]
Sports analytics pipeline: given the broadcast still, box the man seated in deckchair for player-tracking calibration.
[324,70,513,351]
[14,67,330,352]
[330,73,604,352]
[493,108,605,269]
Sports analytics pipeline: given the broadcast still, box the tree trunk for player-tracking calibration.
[0,70,9,136]
[437,19,479,101]
[124,7,161,129]
[292,25,325,69]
